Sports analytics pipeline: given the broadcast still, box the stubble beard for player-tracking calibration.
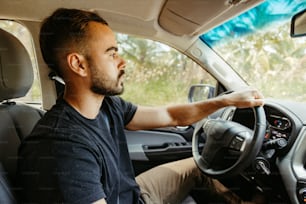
[90,68,125,96]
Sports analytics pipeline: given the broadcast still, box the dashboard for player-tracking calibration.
[227,99,306,203]
[231,100,302,155]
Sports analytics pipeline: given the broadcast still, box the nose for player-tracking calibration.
[118,56,126,69]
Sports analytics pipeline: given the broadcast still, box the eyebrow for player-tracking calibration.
[105,46,118,53]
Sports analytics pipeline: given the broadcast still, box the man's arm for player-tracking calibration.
[125,89,264,130]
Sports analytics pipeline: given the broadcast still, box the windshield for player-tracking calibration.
[201,0,306,101]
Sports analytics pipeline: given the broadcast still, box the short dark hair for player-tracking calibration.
[39,8,108,76]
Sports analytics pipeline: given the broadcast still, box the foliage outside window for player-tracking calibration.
[210,22,306,101]
[117,34,216,106]
[201,0,306,102]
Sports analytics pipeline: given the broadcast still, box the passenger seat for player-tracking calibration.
[0,28,44,203]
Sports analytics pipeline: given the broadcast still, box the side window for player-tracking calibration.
[117,34,216,106]
[0,20,42,105]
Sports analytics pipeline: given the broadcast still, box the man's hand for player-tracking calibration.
[219,89,264,109]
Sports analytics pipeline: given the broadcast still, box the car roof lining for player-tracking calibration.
[0,0,163,22]
[0,0,263,37]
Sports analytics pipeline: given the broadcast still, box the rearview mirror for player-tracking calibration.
[188,84,215,103]
[291,8,306,38]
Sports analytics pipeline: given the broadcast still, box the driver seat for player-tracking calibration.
[0,28,45,203]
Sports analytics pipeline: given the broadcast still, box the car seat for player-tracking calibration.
[0,28,45,203]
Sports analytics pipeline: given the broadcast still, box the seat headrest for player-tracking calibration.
[0,28,34,102]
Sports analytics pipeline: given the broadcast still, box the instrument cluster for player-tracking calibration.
[265,114,292,140]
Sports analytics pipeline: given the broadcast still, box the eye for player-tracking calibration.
[110,52,118,58]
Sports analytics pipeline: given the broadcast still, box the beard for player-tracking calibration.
[89,64,125,96]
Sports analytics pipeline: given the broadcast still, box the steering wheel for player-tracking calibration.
[192,106,266,178]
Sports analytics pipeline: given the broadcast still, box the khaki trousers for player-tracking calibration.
[136,158,245,204]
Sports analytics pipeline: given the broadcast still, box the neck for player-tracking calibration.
[63,87,104,119]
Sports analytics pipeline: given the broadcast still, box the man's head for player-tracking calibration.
[39,8,108,77]
[40,8,126,96]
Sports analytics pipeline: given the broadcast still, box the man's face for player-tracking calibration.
[85,22,126,96]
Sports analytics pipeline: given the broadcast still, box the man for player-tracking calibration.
[17,8,264,204]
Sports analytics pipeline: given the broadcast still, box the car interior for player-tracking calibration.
[0,28,45,203]
[0,0,306,203]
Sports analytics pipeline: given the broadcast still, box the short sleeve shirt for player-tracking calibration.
[17,96,141,204]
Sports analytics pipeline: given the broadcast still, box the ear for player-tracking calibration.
[66,53,88,77]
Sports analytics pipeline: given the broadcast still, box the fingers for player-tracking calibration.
[247,89,264,106]
[249,98,264,107]
[226,88,264,108]
[251,89,264,100]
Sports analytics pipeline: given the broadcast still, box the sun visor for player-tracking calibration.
[158,0,264,36]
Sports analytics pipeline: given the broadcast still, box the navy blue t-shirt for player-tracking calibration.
[17,96,141,204]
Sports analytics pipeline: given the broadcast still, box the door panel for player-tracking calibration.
[125,127,196,174]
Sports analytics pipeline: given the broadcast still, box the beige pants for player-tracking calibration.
[136,158,244,204]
